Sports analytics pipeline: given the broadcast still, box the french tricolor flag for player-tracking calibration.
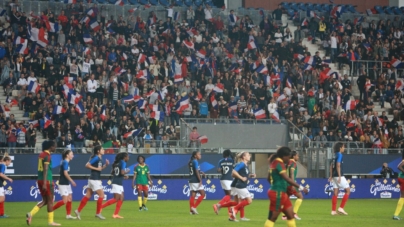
[396,79,404,90]
[303,64,313,71]
[347,120,356,128]
[28,81,40,93]
[14,36,25,45]
[138,99,147,109]
[6,96,18,107]
[100,105,107,121]
[229,14,238,23]
[247,40,257,50]
[254,108,266,119]
[176,96,190,115]
[210,95,218,109]
[53,105,66,115]
[151,111,165,121]
[363,43,372,52]
[75,101,85,114]
[255,65,268,74]
[294,53,304,61]
[366,8,377,16]
[174,74,183,83]
[46,21,59,33]
[136,69,149,80]
[271,111,280,122]
[183,40,194,49]
[331,6,343,18]
[149,104,159,111]
[372,138,383,148]
[304,56,315,66]
[148,56,156,64]
[124,128,143,139]
[64,0,76,3]
[213,83,224,93]
[121,53,128,60]
[87,8,96,17]
[138,53,147,63]
[146,90,155,98]
[390,59,403,68]
[196,49,206,59]
[90,20,100,32]
[80,16,90,25]
[286,78,293,88]
[134,95,142,102]
[198,135,208,144]
[173,12,180,21]
[44,115,52,129]
[83,33,93,44]
[229,101,237,110]
[128,7,138,13]
[187,28,198,37]
[115,0,124,6]
[29,120,39,128]
[277,94,287,103]
[307,10,320,19]
[345,100,357,111]
[301,18,308,26]
[353,16,364,25]
[123,95,135,103]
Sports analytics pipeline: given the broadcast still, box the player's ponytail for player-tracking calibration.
[62,150,72,160]
[290,150,297,159]
[0,152,10,162]
[189,151,198,165]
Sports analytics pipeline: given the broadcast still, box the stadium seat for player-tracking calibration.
[194,0,202,7]
[321,4,329,12]
[306,3,314,11]
[159,0,170,7]
[183,0,192,7]
[393,7,402,15]
[374,5,384,14]
[97,0,106,4]
[129,0,139,4]
[139,0,149,5]
[401,6,404,12]
[297,3,307,11]
[287,9,295,17]
[205,0,214,7]
[289,3,298,11]
[314,4,322,12]
[149,0,158,5]
[174,0,183,7]
[384,6,394,15]
[281,2,290,10]
[348,5,357,13]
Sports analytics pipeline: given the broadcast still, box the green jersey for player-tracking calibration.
[287,159,298,180]
[37,151,53,181]
[269,158,288,192]
[399,161,404,179]
[135,164,150,185]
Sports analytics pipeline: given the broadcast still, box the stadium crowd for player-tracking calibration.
[0,1,403,153]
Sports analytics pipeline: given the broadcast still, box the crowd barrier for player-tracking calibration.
[5,153,223,176]
[2,178,401,202]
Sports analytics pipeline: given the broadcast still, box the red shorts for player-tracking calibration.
[37,180,54,197]
[268,190,292,212]
[286,185,298,196]
[398,178,404,192]
[137,184,149,192]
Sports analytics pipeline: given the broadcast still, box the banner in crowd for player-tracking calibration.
[2,178,401,202]
[6,154,222,175]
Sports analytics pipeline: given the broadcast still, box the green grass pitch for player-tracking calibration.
[1,199,403,226]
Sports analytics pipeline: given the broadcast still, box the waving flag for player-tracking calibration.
[5,96,18,107]
[67,92,82,105]
[138,53,147,63]
[187,27,198,37]
[80,16,90,25]
[87,8,96,17]
[271,111,280,122]
[277,94,287,103]
[331,6,343,18]
[254,108,266,119]
[307,10,320,19]
[136,69,150,80]
[64,0,76,3]
[75,102,85,114]
[363,43,372,52]
[255,65,268,74]
[247,40,257,50]
[353,16,364,25]
[345,100,357,110]
[29,120,39,128]
[53,106,66,115]
[174,75,183,83]
[294,53,304,61]
[115,0,124,6]
[347,120,357,128]
[286,78,293,88]
[183,40,194,49]
[390,59,403,68]
[83,33,93,44]
[46,21,59,33]
[14,36,26,45]
[366,8,377,16]
[28,81,40,93]
[151,111,164,121]
[213,84,224,93]
[44,115,52,129]
[301,18,309,26]
[396,79,404,90]
[90,20,100,31]
[100,105,106,121]
[148,56,156,64]
[138,99,147,109]
[303,56,315,66]
[149,104,159,111]
[175,96,190,115]
[15,39,28,54]
[196,49,206,59]
[173,12,180,21]
[128,7,138,13]
[122,95,135,103]
[372,138,383,148]
[210,95,218,109]
[198,135,208,144]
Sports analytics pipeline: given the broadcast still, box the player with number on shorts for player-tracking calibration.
[132,155,152,211]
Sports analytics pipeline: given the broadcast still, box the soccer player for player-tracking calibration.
[230,151,256,221]
[132,155,152,211]
[0,153,13,218]
[265,147,308,227]
[329,142,350,215]
[393,158,404,220]
[26,140,61,226]
[188,151,205,215]
[103,152,130,218]
[53,150,77,219]
[282,151,303,220]
[75,145,110,220]
[213,149,234,215]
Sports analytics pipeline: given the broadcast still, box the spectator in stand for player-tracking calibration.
[189,126,200,148]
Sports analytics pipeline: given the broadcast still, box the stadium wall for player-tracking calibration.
[243,0,389,14]
[2,178,401,202]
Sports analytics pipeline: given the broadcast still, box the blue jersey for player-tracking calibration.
[231,178,238,188]
[0,163,5,187]
[234,162,249,189]
[59,160,70,185]
[332,152,343,177]
[218,157,234,180]
[112,160,126,186]
[89,156,103,180]
[189,159,200,183]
